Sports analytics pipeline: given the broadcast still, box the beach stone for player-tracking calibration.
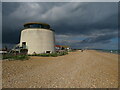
[2,50,118,88]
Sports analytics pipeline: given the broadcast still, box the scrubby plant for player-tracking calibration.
[2,51,69,60]
[28,51,68,57]
[3,54,29,60]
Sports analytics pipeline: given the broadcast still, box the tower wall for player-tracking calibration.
[20,28,55,54]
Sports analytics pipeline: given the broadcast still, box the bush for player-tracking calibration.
[3,54,29,60]
[50,53,58,57]
[28,51,68,57]
[2,51,69,60]
[57,51,68,56]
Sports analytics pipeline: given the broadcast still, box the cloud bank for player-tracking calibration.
[2,2,118,49]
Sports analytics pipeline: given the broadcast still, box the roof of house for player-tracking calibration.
[55,45,61,47]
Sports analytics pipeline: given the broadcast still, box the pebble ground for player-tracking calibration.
[2,50,118,88]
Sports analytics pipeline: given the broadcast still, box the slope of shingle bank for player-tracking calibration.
[2,50,118,88]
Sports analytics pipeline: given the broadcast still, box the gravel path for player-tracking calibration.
[2,50,118,88]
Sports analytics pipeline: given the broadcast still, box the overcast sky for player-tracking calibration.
[2,2,118,49]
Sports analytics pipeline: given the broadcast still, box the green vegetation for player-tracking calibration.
[2,51,68,60]
[29,51,68,57]
[3,54,29,60]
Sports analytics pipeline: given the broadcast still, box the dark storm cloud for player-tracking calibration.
[80,33,117,44]
[55,31,118,49]
[53,3,118,35]
[2,2,118,49]
[2,2,20,15]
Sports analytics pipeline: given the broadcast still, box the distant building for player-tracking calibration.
[55,45,71,51]
[61,45,71,51]
[55,45,62,50]
[0,46,8,54]
[0,51,7,54]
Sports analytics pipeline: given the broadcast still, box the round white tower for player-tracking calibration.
[20,22,55,54]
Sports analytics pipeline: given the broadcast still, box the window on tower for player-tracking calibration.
[24,24,50,29]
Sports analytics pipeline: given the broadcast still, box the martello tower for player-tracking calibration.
[20,22,55,54]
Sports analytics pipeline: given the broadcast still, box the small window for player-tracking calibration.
[22,42,26,49]
[46,51,51,53]
[22,42,26,45]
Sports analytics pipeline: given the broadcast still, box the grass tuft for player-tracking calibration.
[3,54,29,61]
[28,51,68,57]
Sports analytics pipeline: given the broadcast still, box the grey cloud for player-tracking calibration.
[55,31,118,49]
[80,34,114,44]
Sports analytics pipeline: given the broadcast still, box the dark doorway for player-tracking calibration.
[46,51,51,53]
[22,42,26,45]
[22,42,26,49]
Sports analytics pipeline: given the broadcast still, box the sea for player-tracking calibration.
[96,49,120,54]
